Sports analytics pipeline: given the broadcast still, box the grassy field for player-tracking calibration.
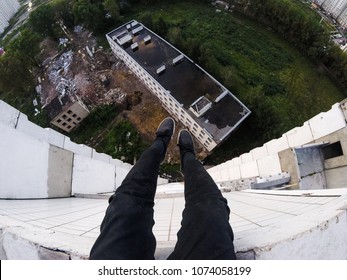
[125,1,345,163]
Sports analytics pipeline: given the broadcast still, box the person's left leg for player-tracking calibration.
[89,118,175,260]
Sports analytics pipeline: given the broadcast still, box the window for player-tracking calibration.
[67,110,73,114]
[72,114,77,118]
[67,118,72,122]
[57,119,62,123]
[62,122,67,127]
[321,142,343,160]
[62,114,67,120]
[67,125,72,129]
[77,117,81,121]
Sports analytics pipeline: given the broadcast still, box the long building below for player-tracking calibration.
[106,20,250,152]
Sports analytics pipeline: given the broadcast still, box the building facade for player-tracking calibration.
[0,0,20,34]
[45,94,90,133]
[106,20,250,152]
[315,0,347,27]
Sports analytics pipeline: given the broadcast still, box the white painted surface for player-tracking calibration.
[45,128,65,148]
[240,152,253,163]
[63,137,93,158]
[257,154,282,177]
[0,123,49,198]
[219,168,231,181]
[115,166,131,188]
[228,165,242,181]
[251,146,269,160]
[286,122,314,147]
[231,157,242,166]
[265,135,290,155]
[16,113,48,142]
[0,100,20,128]
[308,103,346,140]
[92,149,111,163]
[240,161,259,179]
[72,155,116,194]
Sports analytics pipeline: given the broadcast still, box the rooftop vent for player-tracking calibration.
[116,31,133,45]
[131,42,139,51]
[173,54,184,65]
[190,96,212,117]
[132,26,143,35]
[144,35,151,44]
[131,21,138,27]
[156,65,166,75]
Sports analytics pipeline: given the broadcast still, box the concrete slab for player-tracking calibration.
[308,103,346,140]
[0,100,20,128]
[72,155,116,194]
[1,188,346,259]
[286,123,314,148]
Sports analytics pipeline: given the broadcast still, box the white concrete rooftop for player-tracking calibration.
[1,187,347,259]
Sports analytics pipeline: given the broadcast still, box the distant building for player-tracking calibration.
[106,20,250,152]
[45,94,89,133]
[0,0,20,34]
[315,0,347,27]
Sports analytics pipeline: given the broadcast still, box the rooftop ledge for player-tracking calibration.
[1,188,347,260]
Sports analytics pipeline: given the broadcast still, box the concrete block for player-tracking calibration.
[0,123,50,199]
[16,113,48,142]
[45,128,65,148]
[265,135,290,155]
[208,170,221,182]
[0,100,20,128]
[241,152,253,164]
[308,103,346,140]
[240,161,259,179]
[257,154,282,177]
[325,166,347,189]
[220,168,230,182]
[72,154,116,194]
[228,166,242,181]
[300,173,326,190]
[63,138,93,158]
[110,158,124,167]
[231,157,242,166]
[92,149,111,163]
[286,122,314,148]
[47,145,73,198]
[115,166,130,188]
[251,146,269,160]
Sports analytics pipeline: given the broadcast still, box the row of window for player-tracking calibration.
[113,44,216,150]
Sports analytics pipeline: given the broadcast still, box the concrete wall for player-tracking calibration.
[0,100,135,199]
[208,100,347,190]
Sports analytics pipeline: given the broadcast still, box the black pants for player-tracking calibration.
[89,140,236,260]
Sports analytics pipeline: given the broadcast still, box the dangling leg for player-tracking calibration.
[90,118,175,260]
[168,130,236,260]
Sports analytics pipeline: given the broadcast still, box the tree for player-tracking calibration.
[103,0,120,18]
[29,4,56,37]
[72,0,105,32]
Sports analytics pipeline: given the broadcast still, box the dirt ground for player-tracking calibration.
[39,27,204,163]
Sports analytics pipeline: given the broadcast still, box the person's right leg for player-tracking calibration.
[90,117,175,260]
[168,130,236,260]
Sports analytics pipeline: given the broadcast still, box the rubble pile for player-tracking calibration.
[47,51,74,86]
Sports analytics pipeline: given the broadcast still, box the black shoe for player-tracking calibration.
[177,129,195,171]
[156,117,175,163]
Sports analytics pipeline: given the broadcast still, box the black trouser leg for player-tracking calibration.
[168,153,237,260]
[89,140,164,260]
